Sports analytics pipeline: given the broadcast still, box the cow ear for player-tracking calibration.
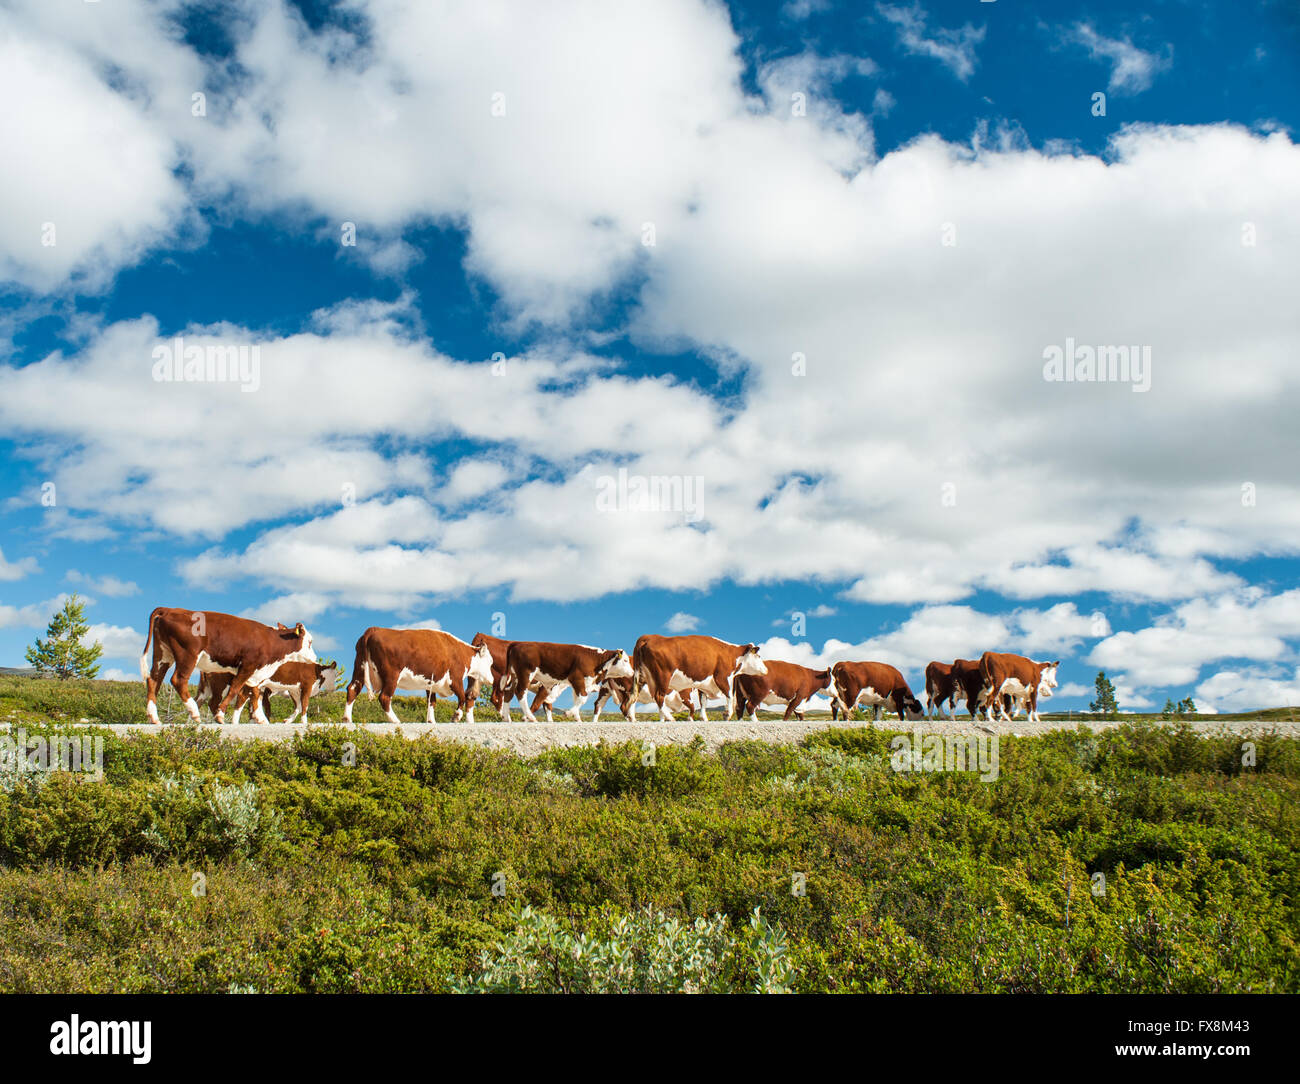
[277,622,288,630]
[296,623,305,636]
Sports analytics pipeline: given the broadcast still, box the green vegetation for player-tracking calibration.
[1,681,1297,993]
[24,595,102,680]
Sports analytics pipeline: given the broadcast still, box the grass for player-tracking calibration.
[0,676,1297,993]
[2,675,1293,727]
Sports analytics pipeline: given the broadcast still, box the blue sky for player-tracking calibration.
[1,0,1298,711]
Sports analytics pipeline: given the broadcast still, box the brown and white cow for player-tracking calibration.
[591,676,695,721]
[979,652,1060,724]
[501,641,635,723]
[198,660,340,725]
[828,660,925,722]
[344,628,495,724]
[140,608,316,724]
[471,632,562,723]
[735,661,832,721]
[629,635,768,722]
[928,658,1010,720]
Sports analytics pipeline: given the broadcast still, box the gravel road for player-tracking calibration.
[48,713,1300,756]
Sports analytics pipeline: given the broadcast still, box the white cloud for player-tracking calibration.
[0,594,69,631]
[0,3,1296,628]
[878,3,985,82]
[1065,23,1172,96]
[757,602,1082,681]
[666,612,701,633]
[86,623,144,659]
[1089,590,1300,688]
[0,548,39,582]
[1195,667,1300,713]
[239,593,334,627]
[0,6,192,292]
[65,570,138,597]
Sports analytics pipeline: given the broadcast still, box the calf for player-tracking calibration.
[591,676,695,721]
[502,641,635,723]
[979,652,1059,724]
[927,659,993,719]
[471,631,560,722]
[735,661,832,721]
[200,660,340,725]
[829,661,925,722]
[630,635,768,722]
[140,608,316,724]
[344,628,495,724]
[924,661,956,719]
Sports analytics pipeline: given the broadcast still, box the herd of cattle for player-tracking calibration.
[138,607,1061,727]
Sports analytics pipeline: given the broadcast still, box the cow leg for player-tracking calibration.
[277,690,298,725]
[782,699,798,721]
[343,649,370,725]
[375,679,401,725]
[231,686,252,726]
[169,654,202,722]
[516,670,541,723]
[567,677,589,723]
[215,664,263,725]
[426,692,437,724]
[253,688,276,725]
[297,688,312,725]
[145,655,171,725]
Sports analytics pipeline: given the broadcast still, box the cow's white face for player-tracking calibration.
[297,629,317,663]
[469,644,495,685]
[1038,663,1059,697]
[736,647,767,677]
[600,650,634,681]
[317,666,340,694]
[903,697,926,721]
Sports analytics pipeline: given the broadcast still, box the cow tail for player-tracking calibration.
[139,607,163,680]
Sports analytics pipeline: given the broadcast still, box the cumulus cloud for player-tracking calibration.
[0,548,39,582]
[0,594,69,631]
[65,571,138,597]
[1089,590,1300,688]
[86,623,144,659]
[1195,667,1300,713]
[0,2,1297,670]
[665,612,701,633]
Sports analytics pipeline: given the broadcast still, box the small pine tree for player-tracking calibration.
[24,594,103,679]
[1162,698,1175,718]
[1090,670,1119,717]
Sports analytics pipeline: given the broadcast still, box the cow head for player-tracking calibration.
[734,644,768,677]
[315,663,341,694]
[598,649,635,681]
[469,643,495,685]
[813,668,832,692]
[279,621,316,662]
[902,693,926,721]
[1037,660,1060,698]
